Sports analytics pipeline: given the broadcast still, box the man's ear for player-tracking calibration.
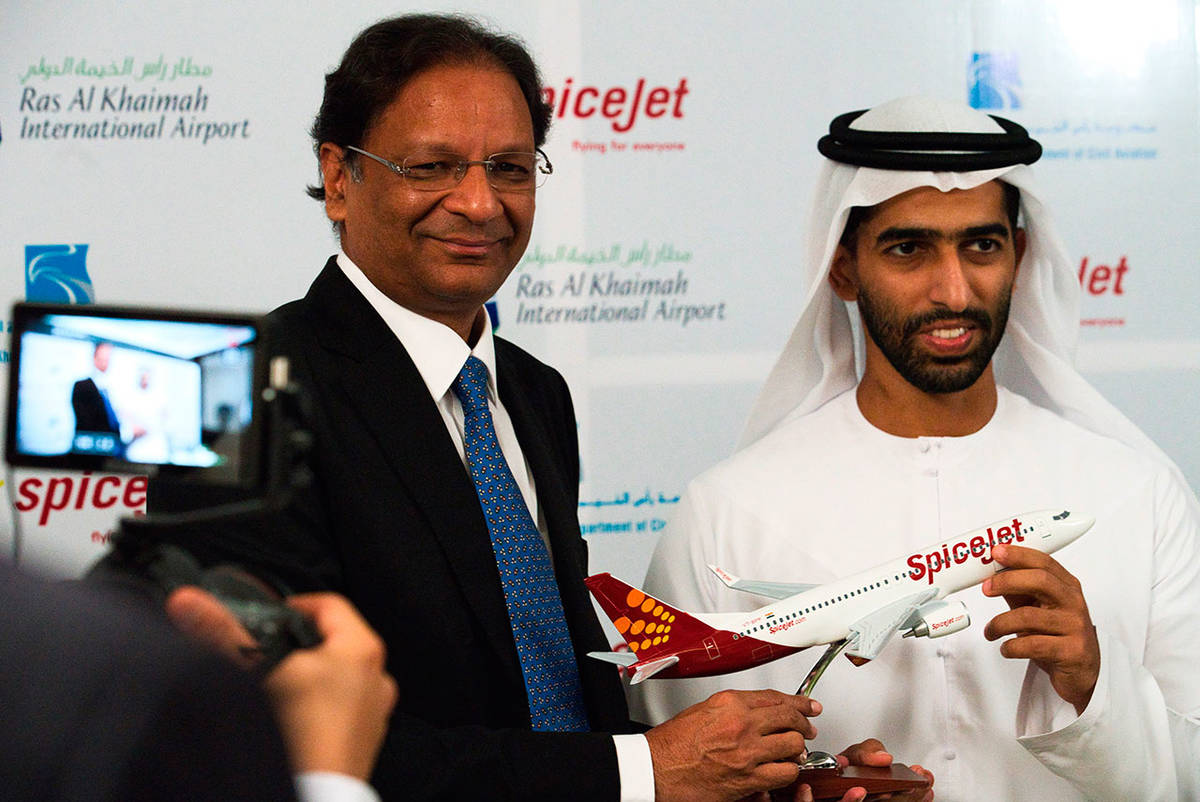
[828,245,860,301]
[1013,227,1027,279]
[318,143,350,225]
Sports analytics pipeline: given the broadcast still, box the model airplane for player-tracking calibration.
[586,509,1092,684]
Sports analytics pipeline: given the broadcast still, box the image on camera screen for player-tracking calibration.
[12,310,257,476]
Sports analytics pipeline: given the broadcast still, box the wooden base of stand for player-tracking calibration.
[782,764,931,801]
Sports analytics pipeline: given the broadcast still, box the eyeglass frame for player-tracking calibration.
[343,145,553,191]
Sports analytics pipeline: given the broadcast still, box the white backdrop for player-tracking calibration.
[2,1,1197,579]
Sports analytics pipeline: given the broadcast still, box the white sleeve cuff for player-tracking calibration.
[294,771,381,802]
[614,733,656,802]
[1016,628,1178,800]
[1015,627,1110,739]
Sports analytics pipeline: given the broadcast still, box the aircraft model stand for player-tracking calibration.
[793,639,930,799]
[798,638,850,696]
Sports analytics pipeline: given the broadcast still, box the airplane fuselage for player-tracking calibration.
[655,510,1091,679]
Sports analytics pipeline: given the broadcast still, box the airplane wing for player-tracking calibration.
[845,588,939,661]
[587,650,637,667]
[629,655,680,685]
[586,651,679,684]
[708,564,819,600]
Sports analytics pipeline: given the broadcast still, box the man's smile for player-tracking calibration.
[918,322,977,353]
[432,235,508,258]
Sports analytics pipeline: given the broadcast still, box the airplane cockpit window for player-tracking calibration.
[1053,510,1070,520]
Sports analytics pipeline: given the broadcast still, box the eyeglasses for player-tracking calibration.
[344,145,553,192]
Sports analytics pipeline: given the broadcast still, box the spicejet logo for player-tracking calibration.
[1079,255,1129,296]
[542,77,689,133]
[15,471,147,526]
[769,617,805,635]
[931,613,967,631]
[1078,254,1129,329]
[906,518,1025,584]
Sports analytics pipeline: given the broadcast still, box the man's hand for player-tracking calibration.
[982,543,1100,715]
[166,584,261,668]
[167,587,397,780]
[264,594,397,779]
[836,740,934,802]
[838,738,893,771]
[645,689,819,802]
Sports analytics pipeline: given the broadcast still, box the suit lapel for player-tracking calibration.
[304,262,523,684]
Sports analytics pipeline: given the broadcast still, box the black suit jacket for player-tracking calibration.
[259,258,633,801]
[71,377,119,434]
[0,564,296,802]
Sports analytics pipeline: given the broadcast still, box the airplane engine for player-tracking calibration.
[903,600,970,639]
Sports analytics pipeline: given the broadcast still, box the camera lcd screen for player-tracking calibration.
[5,303,266,486]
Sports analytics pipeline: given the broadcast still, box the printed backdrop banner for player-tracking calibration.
[1,1,1197,579]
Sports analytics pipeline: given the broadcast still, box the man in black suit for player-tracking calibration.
[242,13,844,802]
[71,342,122,443]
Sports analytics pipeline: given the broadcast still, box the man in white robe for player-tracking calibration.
[633,97,1200,802]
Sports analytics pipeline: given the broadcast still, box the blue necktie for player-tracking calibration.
[452,356,589,732]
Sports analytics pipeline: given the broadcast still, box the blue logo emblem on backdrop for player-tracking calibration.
[485,299,500,331]
[969,52,1022,110]
[25,244,95,303]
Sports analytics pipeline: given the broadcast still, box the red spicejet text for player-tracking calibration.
[931,613,966,631]
[15,472,147,526]
[1078,255,1129,296]
[542,77,689,133]
[906,518,1024,585]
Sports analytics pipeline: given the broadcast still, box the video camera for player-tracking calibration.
[5,302,320,667]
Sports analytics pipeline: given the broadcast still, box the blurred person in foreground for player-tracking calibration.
[0,561,395,801]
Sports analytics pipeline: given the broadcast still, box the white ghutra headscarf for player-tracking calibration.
[741,97,1188,492]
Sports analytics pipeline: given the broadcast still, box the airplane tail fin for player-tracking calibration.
[585,572,716,663]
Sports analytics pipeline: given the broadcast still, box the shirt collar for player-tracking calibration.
[840,385,1010,448]
[336,250,498,403]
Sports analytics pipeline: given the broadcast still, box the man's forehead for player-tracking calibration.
[862,181,1009,233]
[367,62,533,147]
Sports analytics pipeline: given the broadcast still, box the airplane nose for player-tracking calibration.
[1058,512,1095,543]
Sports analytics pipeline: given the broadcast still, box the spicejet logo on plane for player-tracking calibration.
[768,615,805,636]
[907,517,1025,584]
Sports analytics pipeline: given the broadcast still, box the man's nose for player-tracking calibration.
[927,248,971,311]
[442,162,503,222]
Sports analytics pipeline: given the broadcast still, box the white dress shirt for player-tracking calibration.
[637,388,1200,801]
[295,772,380,802]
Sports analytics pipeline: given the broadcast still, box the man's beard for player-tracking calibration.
[856,285,1012,394]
